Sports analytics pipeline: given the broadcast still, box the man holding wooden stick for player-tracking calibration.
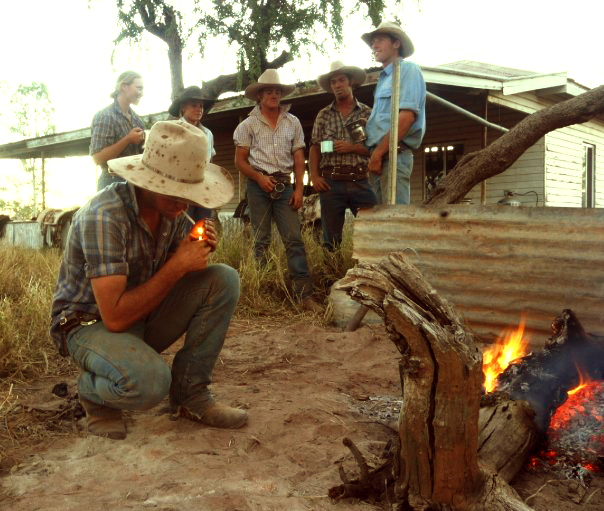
[362,21,427,204]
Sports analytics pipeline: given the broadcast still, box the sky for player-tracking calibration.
[1,0,603,211]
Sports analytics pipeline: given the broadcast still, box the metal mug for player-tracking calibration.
[346,120,367,144]
[320,140,334,153]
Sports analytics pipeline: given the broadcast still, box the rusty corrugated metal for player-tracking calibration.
[352,205,604,346]
[0,208,77,250]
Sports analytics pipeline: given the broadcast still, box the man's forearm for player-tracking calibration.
[293,149,306,189]
[92,136,132,165]
[309,144,321,180]
[93,257,187,332]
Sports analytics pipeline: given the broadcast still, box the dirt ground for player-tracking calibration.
[1,317,602,511]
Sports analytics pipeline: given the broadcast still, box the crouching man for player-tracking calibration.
[50,120,247,440]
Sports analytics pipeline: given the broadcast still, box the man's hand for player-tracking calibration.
[334,140,354,153]
[368,150,384,175]
[257,173,277,193]
[311,175,331,192]
[289,186,304,210]
[203,219,219,252]
[172,236,214,274]
[128,127,145,145]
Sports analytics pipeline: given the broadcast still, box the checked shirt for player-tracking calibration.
[311,99,371,170]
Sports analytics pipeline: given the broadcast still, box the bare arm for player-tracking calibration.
[309,144,330,192]
[91,224,219,332]
[333,140,370,156]
[368,110,416,174]
[234,146,275,193]
[92,128,145,165]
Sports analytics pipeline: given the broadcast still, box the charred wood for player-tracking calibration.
[493,309,604,432]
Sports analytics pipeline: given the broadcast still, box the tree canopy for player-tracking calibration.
[111,0,407,99]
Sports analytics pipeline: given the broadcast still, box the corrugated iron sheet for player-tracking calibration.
[352,205,604,347]
[0,208,77,250]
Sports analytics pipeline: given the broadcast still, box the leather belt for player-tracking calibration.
[321,165,368,182]
[254,167,291,184]
[58,311,100,336]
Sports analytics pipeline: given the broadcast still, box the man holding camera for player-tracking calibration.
[309,61,376,250]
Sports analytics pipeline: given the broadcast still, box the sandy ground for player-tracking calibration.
[1,317,602,511]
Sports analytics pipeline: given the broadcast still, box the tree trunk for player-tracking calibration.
[336,253,532,510]
[202,50,293,100]
[426,85,604,206]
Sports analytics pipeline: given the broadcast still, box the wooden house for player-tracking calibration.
[1,61,602,212]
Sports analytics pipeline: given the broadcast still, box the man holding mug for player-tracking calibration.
[309,61,376,250]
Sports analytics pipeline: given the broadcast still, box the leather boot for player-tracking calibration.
[80,397,127,440]
[178,401,248,429]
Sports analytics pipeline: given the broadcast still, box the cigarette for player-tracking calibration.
[182,211,196,225]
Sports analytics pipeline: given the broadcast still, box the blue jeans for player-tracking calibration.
[97,171,125,191]
[246,179,313,297]
[370,150,413,204]
[319,178,377,250]
[66,264,240,411]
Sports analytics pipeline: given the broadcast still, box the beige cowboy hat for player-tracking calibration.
[361,21,415,59]
[317,60,366,91]
[244,69,295,101]
[108,120,234,209]
[168,85,216,117]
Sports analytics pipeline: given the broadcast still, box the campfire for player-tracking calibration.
[482,316,604,476]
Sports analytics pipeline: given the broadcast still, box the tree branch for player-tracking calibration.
[426,85,604,206]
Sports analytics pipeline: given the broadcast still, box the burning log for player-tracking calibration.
[494,309,604,432]
[336,252,533,510]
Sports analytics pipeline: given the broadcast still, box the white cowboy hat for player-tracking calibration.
[244,69,295,101]
[317,60,367,91]
[361,21,415,59]
[108,120,234,209]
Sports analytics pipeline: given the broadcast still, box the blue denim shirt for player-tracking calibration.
[365,59,426,150]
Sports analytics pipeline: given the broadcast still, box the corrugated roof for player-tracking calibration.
[352,205,604,347]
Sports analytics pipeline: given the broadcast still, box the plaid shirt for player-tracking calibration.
[90,99,145,172]
[233,104,305,174]
[311,99,372,169]
[49,182,188,352]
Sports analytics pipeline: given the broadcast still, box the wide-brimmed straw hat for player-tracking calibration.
[361,21,415,59]
[168,85,216,117]
[244,69,295,101]
[108,120,234,209]
[317,60,366,91]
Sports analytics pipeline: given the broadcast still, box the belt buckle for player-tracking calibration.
[270,181,285,200]
[80,319,98,326]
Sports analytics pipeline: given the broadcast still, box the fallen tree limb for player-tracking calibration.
[426,85,604,206]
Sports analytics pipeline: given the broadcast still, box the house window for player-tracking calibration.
[423,143,464,200]
[583,143,596,208]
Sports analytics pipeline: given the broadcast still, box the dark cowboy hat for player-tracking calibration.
[168,85,217,117]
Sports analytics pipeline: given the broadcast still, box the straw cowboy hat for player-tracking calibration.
[361,21,415,59]
[168,85,217,118]
[244,69,295,101]
[108,120,234,209]
[317,60,366,91]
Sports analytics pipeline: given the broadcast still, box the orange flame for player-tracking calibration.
[189,219,207,241]
[483,318,529,393]
[567,364,592,396]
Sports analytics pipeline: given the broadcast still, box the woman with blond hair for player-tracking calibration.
[90,71,146,190]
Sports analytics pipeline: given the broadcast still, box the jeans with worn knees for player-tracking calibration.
[246,179,313,297]
[319,178,377,250]
[67,264,240,411]
[369,150,413,205]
